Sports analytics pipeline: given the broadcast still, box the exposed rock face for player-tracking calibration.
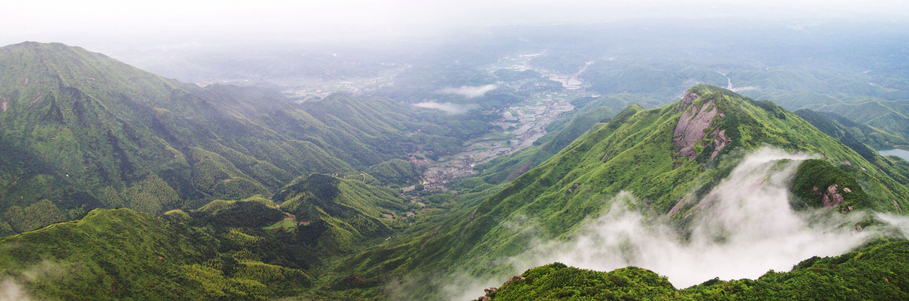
[477,275,525,300]
[674,100,718,160]
[1,101,6,112]
[675,92,699,113]
[667,195,691,217]
[503,275,525,286]
[566,183,580,194]
[814,184,846,208]
[343,275,365,285]
[710,129,728,159]
[894,200,904,213]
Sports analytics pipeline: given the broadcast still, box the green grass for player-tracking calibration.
[326,85,909,299]
[485,239,909,301]
[0,42,487,235]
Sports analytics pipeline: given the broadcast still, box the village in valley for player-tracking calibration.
[416,53,599,191]
[256,53,603,223]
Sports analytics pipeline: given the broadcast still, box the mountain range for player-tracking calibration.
[0,42,491,236]
[1,42,908,300]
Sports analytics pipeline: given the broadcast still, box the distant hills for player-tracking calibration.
[334,85,909,299]
[1,42,909,300]
[0,42,489,235]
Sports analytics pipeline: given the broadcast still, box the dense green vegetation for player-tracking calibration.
[326,85,909,299]
[0,170,421,300]
[3,84,909,300]
[475,94,654,185]
[791,159,872,210]
[820,100,909,149]
[4,29,909,300]
[0,42,483,234]
[0,207,311,300]
[365,159,422,186]
[482,239,909,300]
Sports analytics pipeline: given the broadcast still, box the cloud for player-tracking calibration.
[731,86,758,92]
[0,260,68,301]
[435,85,497,99]
[413,101,478,114]
[448,147,908,300]
[0,278,33,301]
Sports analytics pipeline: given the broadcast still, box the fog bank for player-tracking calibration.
[413,101,479,114]
[436,85,497,99]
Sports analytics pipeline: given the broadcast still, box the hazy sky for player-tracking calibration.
[3,0,908,48]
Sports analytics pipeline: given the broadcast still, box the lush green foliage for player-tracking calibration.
[475,94,654,185]
[4,37,909,301]
[273,174,408,254]
[365,159,422,186]
[0,208,308,300]
[488,263,679,300]
[791,159,871,210]
[0,42,481,235]
[484,239,909,301]
[329,85,909,299]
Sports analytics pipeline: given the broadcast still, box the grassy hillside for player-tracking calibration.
[482,239,909,300]
[0,42,481,235]
[330,85,909,299]
[0,172,414,300]
[475,94,655,185]
[3,84,909,300]
[0,207,312,300]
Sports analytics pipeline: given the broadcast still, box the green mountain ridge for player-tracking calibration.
[3,42,909,301]
[334,85,909,299]
[0,170,424,300]
[483,239,909,300]
[475,94,655,185]
[0,42,483,235]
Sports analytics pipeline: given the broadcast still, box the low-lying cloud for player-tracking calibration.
[529,148,871,287]
[436,84,497,99]
[0,278,32,301]
[0,259,68,301]
[447,147,908,300]
[731,86,758,92]
[413,101,478,114]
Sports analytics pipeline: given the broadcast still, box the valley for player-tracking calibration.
[419,54,596,190]
[279,64,409,102]
[2,16,909,301]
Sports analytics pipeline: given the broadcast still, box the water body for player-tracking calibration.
[877,148,909,161]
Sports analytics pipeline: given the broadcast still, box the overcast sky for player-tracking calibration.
[3,0,908,48]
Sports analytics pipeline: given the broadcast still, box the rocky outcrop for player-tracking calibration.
[675,92,699,113]
[813,184,848,209]
[343,275,365,285]
[477,276,525,300]
[674,100,718,160]
[566,183,580,194]
[503,275,525,286]
[709,129,728,159]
